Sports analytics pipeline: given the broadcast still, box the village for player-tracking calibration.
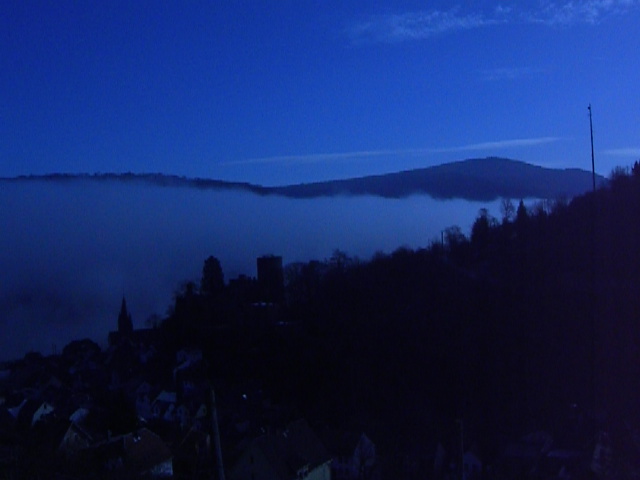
[0,253,622,480]
[1,298,606,480]
[0,253,365,480]
[0,292,379,479]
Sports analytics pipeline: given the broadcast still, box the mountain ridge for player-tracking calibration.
[1,157,603,202]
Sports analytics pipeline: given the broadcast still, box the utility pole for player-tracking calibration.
[456,418,464,480]
[588,104,597,442]
[588,104,596,192]
[209,386,226,480]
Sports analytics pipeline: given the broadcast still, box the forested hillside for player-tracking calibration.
[162,164,640,472]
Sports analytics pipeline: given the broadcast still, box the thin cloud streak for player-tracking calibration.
[349,9,497,43]
[227,137,562,167]
[603,147,640,157]
[436,137,563,152]
[527,0,640,26]
[223,149,411,166]
[349,2,639,43]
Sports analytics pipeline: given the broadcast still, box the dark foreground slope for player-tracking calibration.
[159,167,639,474]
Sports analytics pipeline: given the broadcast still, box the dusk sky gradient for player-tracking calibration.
[2,1,639,185]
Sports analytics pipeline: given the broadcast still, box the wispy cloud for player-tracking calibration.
[527,0,640,26]
[348,2,639,44]
[602,147,640,157]
[223,149,414,166]
[434,137,563,152]
[226,137,562,167]
[348,8,497,44]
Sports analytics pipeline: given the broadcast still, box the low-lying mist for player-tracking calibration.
[0,180,500,360]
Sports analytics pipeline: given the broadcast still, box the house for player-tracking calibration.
[463,450,481,480]
[88,428,173,478]
[7,398,28,420]
[320,430,376,480]
[124,428,174,478]
[173,428,213,478]
[152,390,178,422]
[230,419,332,480]
[135,381,157,421]
[398,441,443,480]
[591,431,612,476]
[59,420,95,457]
[538,448,588,479]
[176,348,203,366]
[496,430,553,478]
[174,364,208,400]
[31,400,55,426]
[11,398,41,429]
[58,407,107,458]
[176,401,207,430]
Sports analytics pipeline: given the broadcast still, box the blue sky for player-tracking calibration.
[2,1,639,185]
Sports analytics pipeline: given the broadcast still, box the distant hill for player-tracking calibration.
[3,158,603,201]
[3,171,270,196]
[271,157,604,201]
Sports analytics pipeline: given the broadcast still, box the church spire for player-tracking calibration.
[118,296,133,334]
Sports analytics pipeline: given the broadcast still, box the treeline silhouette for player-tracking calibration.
[5,157,601,202]
[159,163,640,460]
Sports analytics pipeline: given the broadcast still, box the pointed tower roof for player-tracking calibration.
[118,296,133,334]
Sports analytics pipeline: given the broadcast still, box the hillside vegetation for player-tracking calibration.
[162,163,639,470]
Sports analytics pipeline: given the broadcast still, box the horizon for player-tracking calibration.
[0,156,609,187]
[2,2,639,185]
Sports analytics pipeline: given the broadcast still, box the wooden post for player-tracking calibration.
[210,386,225,480]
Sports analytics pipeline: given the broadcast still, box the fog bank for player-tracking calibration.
[0,180,500,360]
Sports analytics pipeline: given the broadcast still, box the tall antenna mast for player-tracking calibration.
[588,104,596,191]
[588,104,597,440]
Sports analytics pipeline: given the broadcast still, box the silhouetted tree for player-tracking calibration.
[157,170,640,467]
[500,198,516,224]
[515,200,529,239]
[471,208,495,259]
[443,225,469,263]
[516,199,527,223]
[201,255,224,296]
[329,249,351,272]
[609,165,631,191]
[444,225,466,248]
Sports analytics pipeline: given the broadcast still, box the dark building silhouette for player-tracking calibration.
[109,297,158,348]
[108,297,134,347]
[257,255,284,304]
[118,296,133,335]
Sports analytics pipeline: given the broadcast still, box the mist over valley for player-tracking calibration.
[0,177,507,360]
